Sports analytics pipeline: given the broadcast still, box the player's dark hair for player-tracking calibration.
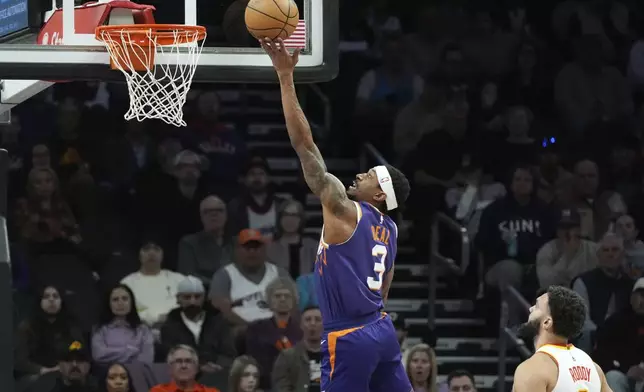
[383,164,410,213]
[546,285,587,340]
[447,369,475,387]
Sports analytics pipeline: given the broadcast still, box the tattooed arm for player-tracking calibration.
[262,38,354,219]
[278,74,353,216]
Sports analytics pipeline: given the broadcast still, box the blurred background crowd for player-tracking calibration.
[5,0,644,391]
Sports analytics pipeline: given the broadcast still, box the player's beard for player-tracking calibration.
[516,317,541,343]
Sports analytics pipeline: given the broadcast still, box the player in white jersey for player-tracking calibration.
[512,286,613,392]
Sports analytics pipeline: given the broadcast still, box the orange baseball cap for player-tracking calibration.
[238,229,265,245]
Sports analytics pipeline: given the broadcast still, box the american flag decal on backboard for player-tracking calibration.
[283,20,306,48]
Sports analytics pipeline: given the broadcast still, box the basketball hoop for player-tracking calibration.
[95,24,207,127]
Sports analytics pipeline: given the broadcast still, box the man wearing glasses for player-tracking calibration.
[150,345,221,392]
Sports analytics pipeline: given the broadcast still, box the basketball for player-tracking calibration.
[245,0,299,40]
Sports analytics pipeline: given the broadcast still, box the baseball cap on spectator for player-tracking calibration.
[238,229,266,246]
[633,277,644,292]
[558,208,581,228]
[177,276,205,294]
[60,340,91,362]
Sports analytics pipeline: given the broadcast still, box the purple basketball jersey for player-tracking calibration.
[314,201,398,331]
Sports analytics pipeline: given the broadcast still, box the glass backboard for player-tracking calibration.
[0,0,338,83]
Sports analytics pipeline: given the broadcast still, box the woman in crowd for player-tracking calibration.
[14,285,84,381]
[14,167,80,248]
[91,284,154,365]
[405,343,438,392]
[104,363,131,392]
[267,199,318,278]
[229,355,261,392]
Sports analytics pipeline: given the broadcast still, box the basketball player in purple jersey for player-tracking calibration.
[261,38,412,392]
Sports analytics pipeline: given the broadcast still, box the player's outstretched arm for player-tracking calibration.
[261,38,353,217]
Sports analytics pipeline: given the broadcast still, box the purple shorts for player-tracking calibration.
[321,314,412,392]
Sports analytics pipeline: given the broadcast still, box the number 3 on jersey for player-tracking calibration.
[367,244,387,291]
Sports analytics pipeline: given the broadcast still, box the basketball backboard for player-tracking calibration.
[0,0,338,113]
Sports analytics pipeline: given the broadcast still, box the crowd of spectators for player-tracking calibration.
[6,0,644,391]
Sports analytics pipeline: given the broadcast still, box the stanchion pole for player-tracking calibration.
[0,149,13,391]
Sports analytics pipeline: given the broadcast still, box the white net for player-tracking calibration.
[98,27,206,127]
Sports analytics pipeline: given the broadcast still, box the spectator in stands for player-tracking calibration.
[471,81,504,136]
[364,0,401,53]
[228,356,260,392]
[15,286,84,382]
[272,306,322,392]
[295,271,317,312]
[209,229,290,327]
[593,277,644,392]
[156,150,211,268]
[461,9,518,78]
[407,82,471,237]
[121,240,184,330]
[193,92,248,199]
[476,165,557,297]
[187,91,225,141]
[615,214,644,278]
[91,284,154,365]
[227,157,285,238]
[534,142,572,205]
[493,106,538,174]
[104,363,130,392]
[605,136,641,207]
[554,34,633,134]
[15,167,80,248]
[178,195,233,285]
[505,41,550,110]
[354,32,424,158]
[447,369,476,392]
[160,276,236,372]
[103,121,156,192]
[570,159,627,240]
[393,82,445,165]
[572,233,634,352]
[444,152,505,239]
[28,339,99,392]
[246,276,301,389]
[267,200,318,278]
[405,343,438,392]
[150,345,220,392]
[536,208,598,288]
[404,7,449,76]
[32,144,52,170]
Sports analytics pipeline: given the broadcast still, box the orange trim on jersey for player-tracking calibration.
[542,343,573,350]
[327,326,364,379]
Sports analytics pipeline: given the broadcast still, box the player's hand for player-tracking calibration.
[260,38,301,77]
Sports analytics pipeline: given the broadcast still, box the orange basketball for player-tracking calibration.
[245,0,299,40]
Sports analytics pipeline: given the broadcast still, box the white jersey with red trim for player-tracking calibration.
[535,344,601,392]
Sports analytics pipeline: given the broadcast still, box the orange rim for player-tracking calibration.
[95,24,206,46]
